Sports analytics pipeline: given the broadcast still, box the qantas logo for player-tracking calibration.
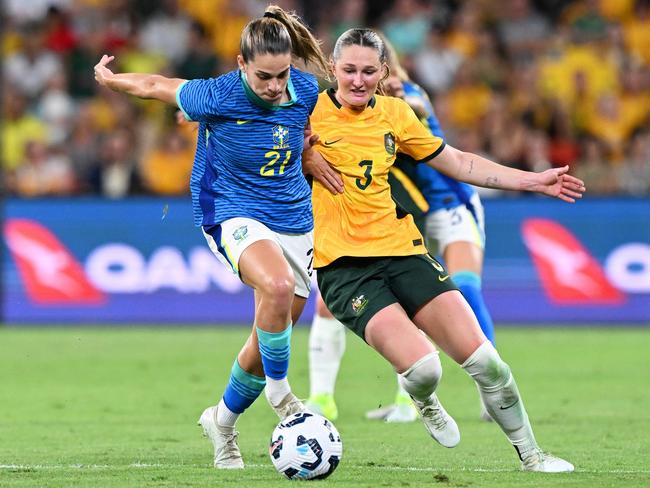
[521,218,625,305]
[3,219,106,305]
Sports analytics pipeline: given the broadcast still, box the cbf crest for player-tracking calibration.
[273,125,290,149]
[233,225,248,242]
[384,132,396,155]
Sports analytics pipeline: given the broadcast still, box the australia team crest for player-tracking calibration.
[384,132,396,155]
[351,294,368,315]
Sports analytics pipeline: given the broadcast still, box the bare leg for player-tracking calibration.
[363,303,460,447]
[411,291,572,470]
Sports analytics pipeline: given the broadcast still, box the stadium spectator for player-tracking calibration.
[43,5,77,54]
[443,60,492,130]
[380,0,432,55]
[139,122,194,196]
[37,70,75,145]
[4,22,63,101]
[329,0,367,40]
[622,0,650,65]
[139,0,192,64]
[175,21,222,80]
[12,140,76,197]
[68,103,103,190]
[616,130,650,195]
[1,0,648,197]
[574,136,620,194]
[1,90,48,172]
[88,128,143,199]
[412,28,463,95]
[496,0,551,64]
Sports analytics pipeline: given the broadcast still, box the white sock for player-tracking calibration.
[265,376,291,407]
[216,399,239,428]
[395,374,411,402]
[308,315,346,396]
[398,351,442,402]
[462,342,538,456]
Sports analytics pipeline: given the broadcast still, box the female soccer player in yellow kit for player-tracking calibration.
[304,28,583,472]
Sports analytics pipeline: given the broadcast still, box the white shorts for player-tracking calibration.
[424,193,486,255]
[202,217,314,298]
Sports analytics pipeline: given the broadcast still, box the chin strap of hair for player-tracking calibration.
[263,11,281,21]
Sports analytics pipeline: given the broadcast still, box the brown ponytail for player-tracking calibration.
[240,5,329,78]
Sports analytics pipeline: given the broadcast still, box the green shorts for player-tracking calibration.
[316,254,458,341]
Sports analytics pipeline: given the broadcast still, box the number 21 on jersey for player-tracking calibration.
[260,150,292,177]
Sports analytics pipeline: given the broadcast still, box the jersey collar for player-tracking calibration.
[240,69,297,110]
[326,88,376,110]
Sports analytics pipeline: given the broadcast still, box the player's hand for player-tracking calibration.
[528,166,586,202]
[384,75,404,98]
[94,54,116,87]
[303,122,320,149]
[302,149,344,194]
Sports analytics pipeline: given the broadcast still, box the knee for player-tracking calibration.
[259,274,295,306]
[461,342,511,390]
[399,351,443,399]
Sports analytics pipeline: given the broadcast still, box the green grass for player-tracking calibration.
[1,326,649,487]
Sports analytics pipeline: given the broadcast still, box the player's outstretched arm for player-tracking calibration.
[429,145,586,202]
[94,54,186,106]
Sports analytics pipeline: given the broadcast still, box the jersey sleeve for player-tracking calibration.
[394,98,446,162]
[291,67,320,114]
[176,78,224,122]
[305,76,319,114]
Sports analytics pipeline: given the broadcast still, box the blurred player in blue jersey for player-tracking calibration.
[306,40,496,424]
[94,5,329,469]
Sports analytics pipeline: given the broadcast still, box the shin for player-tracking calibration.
[462,342,538,457]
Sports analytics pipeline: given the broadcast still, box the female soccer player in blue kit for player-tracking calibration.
[94,5,328,469]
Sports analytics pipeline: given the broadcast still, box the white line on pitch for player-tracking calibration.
[1,464,649,475]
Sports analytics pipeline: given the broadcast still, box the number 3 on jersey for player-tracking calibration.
[260,150,292,176]
[356,160,373,190]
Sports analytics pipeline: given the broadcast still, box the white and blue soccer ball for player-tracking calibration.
[269,411,343,480]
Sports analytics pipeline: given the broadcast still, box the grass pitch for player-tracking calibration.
[1,326,649,487]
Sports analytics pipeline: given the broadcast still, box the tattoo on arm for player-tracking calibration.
[485,176,499,188]
[469,159,474,174]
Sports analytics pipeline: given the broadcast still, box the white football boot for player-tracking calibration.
[271,392,307,420]
[197,406,244,469]
[412,393,460,448]
[365,403,418,422]
[521,449,575,473]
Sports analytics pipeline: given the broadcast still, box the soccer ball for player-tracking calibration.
[269,411,343,480]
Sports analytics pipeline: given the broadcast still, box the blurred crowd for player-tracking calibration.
[2,0,650,198]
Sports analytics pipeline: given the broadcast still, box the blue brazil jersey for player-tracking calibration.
[177,66,318,233]
[400,80,477,213]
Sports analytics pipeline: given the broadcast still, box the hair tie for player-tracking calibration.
[263,11,281,21]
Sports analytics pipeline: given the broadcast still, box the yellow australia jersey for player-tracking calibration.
[311,90,446,268]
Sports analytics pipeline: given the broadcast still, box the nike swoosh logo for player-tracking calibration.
[438,275,450,282]
[323,138,343,146]
[236,120,250,125]
[499,399,520,410]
